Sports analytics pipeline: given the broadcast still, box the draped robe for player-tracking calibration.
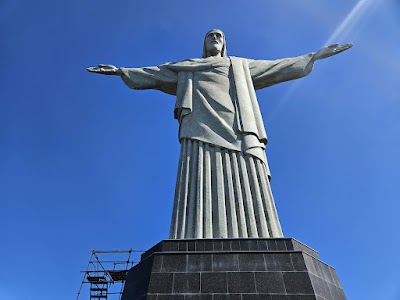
[120,54,315,239]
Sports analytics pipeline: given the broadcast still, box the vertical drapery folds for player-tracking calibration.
[120,54,316,240]
[169,139,283,239]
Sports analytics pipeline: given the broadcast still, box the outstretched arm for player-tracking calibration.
[249,43,352,90]
[87,63,178,95]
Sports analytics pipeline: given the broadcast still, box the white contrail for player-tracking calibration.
[268,0,379,121]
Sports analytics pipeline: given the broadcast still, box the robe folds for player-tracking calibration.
[120,54,315,239]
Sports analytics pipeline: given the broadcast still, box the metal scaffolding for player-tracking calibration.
[76,249,144,300]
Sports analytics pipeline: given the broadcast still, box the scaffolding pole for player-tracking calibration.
[76,248,144,300]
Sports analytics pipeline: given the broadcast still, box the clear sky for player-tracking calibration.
[1,0,399,299]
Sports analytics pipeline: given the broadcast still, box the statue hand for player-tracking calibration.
[86,64,122,75]
[313,43,352,61]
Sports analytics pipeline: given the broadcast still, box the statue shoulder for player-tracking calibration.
[228,56,255,69]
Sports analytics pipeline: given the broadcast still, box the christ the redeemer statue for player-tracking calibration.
[88,29,351,240]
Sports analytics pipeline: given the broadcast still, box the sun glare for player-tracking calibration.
[269,0,382,121]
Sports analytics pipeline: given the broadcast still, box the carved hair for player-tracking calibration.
[202,29,227,58]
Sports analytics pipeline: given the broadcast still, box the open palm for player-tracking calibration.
[313,43,352,61]
[86,64,120,75]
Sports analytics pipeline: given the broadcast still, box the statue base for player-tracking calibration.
[121,238,346,300]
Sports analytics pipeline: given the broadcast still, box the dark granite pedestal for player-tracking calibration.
[121,238,345,300]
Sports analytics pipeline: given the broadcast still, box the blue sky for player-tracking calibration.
[1,0,399,299]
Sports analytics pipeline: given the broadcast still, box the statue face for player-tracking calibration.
[205,30,224,57]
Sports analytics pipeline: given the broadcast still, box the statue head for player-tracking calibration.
[202,29,227,58]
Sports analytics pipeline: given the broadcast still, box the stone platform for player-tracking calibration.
[121,238,345,300]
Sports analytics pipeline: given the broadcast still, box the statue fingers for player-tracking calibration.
[340,43,353,51]
[87,67,100,73]
[328,43,339,48]
[87,64,118,74]
[98,64,116,70]
[333,44,353,54]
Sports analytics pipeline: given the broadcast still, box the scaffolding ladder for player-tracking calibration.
[76,249,144,300]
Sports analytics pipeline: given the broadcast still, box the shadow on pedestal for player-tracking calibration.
[121,238,345,300]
